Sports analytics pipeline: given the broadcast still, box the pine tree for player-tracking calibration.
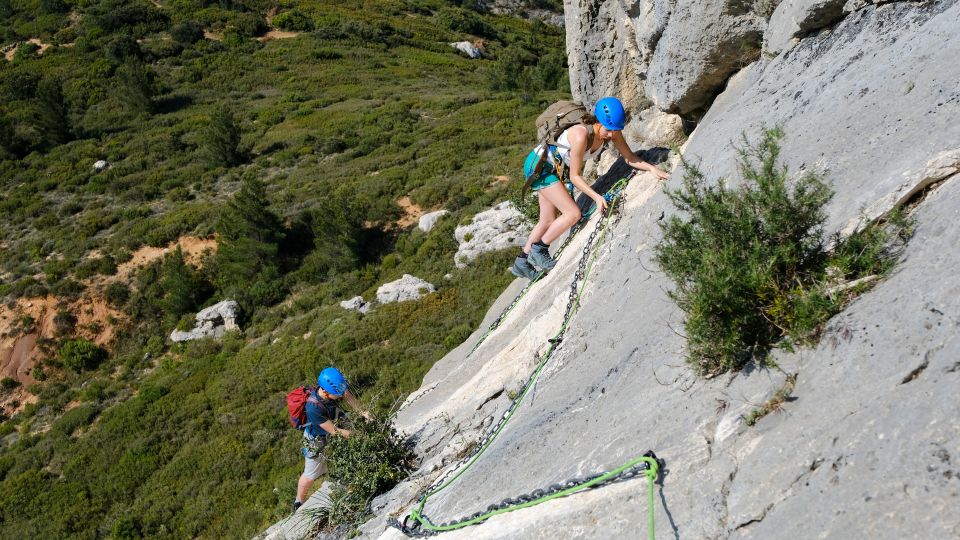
[119,59,156,114]
[215,176,286,307]
[35,76,72,146]
[160,247,211,326]
[204,106,243,167]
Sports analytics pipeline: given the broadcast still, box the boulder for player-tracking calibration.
[376,275,435,304]
[646,0,767,115]
[418,210,449,232]
[449,41,482,59]
[339,295,372,314]
[764,0,847,54]
[453,201,530,268]
[170,300,240,342]
[93,160,108,172]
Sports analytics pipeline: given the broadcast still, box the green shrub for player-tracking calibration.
[170,21,204,45]
[320,417,415,529]
[59,339,108,372]
[273,10,314,32]
[656,128,910,375]
[657,128,830,375]
[1,377,20,391]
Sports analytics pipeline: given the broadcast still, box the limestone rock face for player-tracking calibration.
[449,41,482,59]
[453,202,530,268]
[357,2,960,539]
[645,0,766,114]
[764,0,847,54]
[169,300,240,342]
[339,295,372,314]
[418,210,449,232]
[564,0,672,111]
[376,275,435,304]
[263,2,960,539]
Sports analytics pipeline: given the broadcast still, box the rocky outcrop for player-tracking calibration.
[764,0,847,54]
[453,202,530,268]
[449,41,482,58]
[376,275,436,304]
[418,210,450,232]
[645,0,766,114]
[339,296,373,314]
[263,2,960,538]
[482,0,565,26]
[353,2,960,539]
[169,300,240,343]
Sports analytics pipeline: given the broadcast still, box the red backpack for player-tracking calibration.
[286,386,319,429]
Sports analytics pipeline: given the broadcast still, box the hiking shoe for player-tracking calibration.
[528,243,557,271]
[510,256,540,280]
[292,500,303,513]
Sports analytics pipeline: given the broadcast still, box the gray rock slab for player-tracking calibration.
[449,41,481,59]
[339,296,372,314]
[453,202,529,269]
[564,0,671,109]
[255,482,332,540]
[765,0,847,54]
[681,0,960,235]
[646,0,767,114]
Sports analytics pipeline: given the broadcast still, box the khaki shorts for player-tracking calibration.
[302,435,328,480]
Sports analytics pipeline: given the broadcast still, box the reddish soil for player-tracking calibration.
[114,236,216,280]
[396,197,425,228]
[3,39,52,62]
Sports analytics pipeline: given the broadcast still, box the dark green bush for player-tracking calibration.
[657,128,910,375]
[273,10,313,31]
[656,128,831,374]
[170,21,204,45]
[321,417,415,529]
[59,339,108,372]
[1,377,20,390]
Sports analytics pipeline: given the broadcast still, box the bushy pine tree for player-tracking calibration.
[160,247,212,327]
[204,106,243,167]
[215,176,286,308]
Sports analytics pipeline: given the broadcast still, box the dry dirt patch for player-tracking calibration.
[114,236,216,280]
[397,197,424,229]
[3,38,53,62]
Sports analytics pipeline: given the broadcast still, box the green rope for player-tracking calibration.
[418,455,659,533]
[403,181,659,537]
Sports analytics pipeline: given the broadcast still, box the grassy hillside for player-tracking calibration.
[0,0,567,537]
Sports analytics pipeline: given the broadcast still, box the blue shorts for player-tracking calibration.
[524,149,571,192]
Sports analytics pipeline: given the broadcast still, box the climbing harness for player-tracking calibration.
[392,176,661,537]
[466,174,634,358]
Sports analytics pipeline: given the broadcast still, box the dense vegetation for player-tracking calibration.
[656,128,911,376]
[0,0,568,537]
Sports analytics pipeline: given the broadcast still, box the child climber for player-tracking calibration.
[294,366,371,513]
[511,97,670,279]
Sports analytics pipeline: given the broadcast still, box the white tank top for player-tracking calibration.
[535,125,604,167]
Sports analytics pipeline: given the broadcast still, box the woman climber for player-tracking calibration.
[511,97,670,280]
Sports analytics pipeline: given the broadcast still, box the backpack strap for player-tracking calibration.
[521,123,595,204]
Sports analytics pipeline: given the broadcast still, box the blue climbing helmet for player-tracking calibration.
[317,367,348,397]
[594,97,626,131]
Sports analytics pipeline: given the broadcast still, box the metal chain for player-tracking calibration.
[389,453,660,537]
[467,175,633,358]
[417,205,614,498]
[392,180,635,536]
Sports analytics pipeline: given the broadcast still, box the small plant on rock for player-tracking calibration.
[316,415,416,530]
